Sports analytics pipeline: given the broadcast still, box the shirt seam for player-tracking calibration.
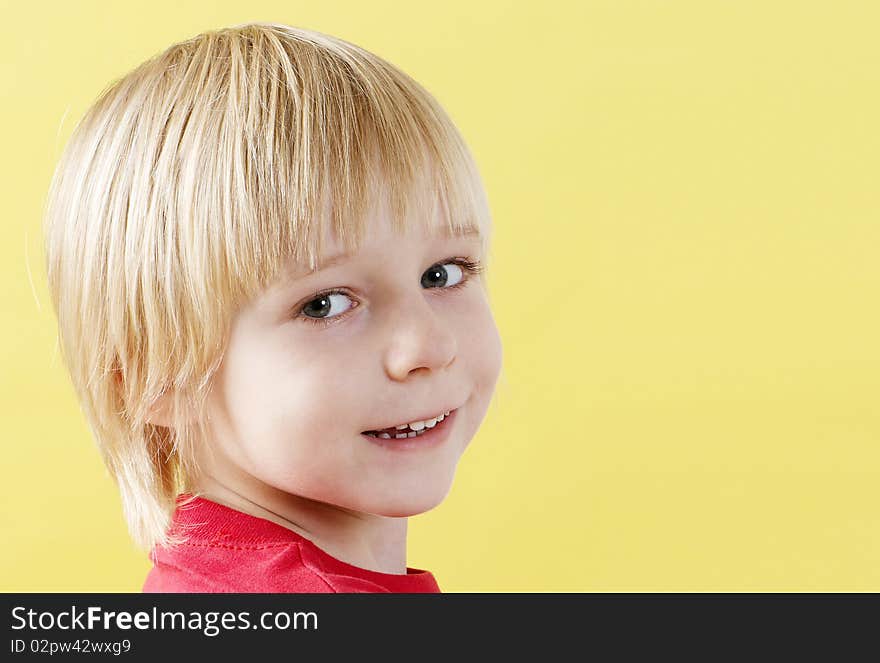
[291,543,338,592]
[175,541,296,552]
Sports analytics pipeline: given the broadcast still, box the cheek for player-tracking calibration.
[218,339,354,465]
[264,357,355,443]
[461,296,504,392]
[449,296,503,450]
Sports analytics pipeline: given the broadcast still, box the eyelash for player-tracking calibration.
[296,257,484,328]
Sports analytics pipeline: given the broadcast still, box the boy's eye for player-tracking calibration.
[299,258,482,325]
[421,262,464,289]
[301,291,354,321]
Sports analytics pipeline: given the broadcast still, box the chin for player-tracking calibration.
[368,482,455,518]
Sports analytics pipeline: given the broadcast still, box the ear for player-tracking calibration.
[114,370,179,428]
[145,390,175,428]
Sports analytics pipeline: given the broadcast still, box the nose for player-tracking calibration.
[383,292,457,381]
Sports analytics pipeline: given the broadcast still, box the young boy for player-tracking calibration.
[42,22,502,592]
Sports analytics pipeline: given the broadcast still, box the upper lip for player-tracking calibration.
[362,407,457,432]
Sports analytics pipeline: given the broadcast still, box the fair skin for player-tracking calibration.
[150,192,503,575]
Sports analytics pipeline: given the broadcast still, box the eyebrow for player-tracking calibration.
[308,227,481,274]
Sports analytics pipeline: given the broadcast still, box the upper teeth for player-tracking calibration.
[395,410,451,431]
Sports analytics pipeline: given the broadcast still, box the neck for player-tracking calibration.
[191,473,410,575]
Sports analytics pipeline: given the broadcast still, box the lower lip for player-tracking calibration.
[361,409,458,451]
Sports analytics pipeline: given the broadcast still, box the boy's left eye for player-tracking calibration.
[297,257,483,326]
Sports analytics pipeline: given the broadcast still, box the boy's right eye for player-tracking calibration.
[300,289,356,324]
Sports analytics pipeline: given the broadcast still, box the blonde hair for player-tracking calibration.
[42,22,492,552]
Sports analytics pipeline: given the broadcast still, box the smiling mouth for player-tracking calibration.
[362,409,453,439]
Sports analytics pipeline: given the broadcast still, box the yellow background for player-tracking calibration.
[2,1,878,591]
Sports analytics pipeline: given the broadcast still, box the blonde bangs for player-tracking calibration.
[43,22,491,551]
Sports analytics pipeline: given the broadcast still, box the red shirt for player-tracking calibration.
[142,495,441,593]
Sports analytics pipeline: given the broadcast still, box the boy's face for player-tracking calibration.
[195,196,502,518]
